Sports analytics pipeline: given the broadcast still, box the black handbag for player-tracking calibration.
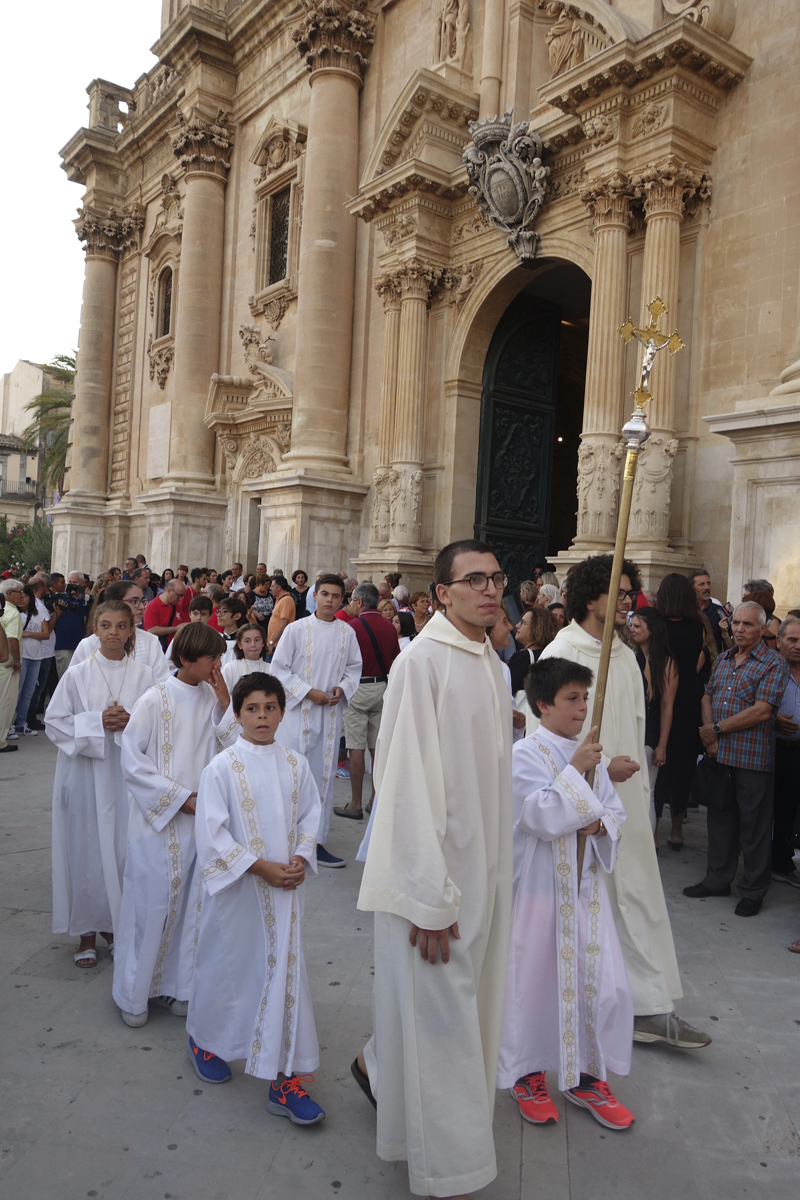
[693,754,734,812]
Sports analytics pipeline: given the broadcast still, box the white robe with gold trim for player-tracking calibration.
[71,628,171,683]
[187,739,321,1079]
[497,726,631,1092]
[113,677,238,1014]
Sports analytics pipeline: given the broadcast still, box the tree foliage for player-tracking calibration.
[22,353,76,494]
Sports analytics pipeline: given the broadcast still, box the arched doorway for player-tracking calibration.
[474,261,590,586]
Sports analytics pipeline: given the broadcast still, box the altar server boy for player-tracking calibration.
[497,657,635,1131]
[186,673,326,1126]
[113,621,237,1027]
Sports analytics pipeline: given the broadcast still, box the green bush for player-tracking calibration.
[0,517,52,575]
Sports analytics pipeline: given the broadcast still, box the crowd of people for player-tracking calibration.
[0,542,798,1197]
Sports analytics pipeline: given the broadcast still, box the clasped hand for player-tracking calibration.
[308,687,345,706]
[251,856,306,890]
[102,704,130,732]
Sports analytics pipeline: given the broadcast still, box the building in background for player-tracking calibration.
[50,0,799,611]
[0,361,48,527]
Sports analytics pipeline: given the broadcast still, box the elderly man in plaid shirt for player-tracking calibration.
[684,600,790,917]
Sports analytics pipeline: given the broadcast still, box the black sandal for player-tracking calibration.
[351,1058,377,1109]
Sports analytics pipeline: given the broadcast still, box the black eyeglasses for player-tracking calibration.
[618,590,637,601]
[443,572,509,592]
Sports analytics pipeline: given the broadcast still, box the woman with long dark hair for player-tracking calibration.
[630,608,677,846]
[654,573,706,849]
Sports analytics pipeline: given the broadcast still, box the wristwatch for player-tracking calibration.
[712,722,722,735]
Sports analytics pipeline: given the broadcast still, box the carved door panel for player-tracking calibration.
[474,297,561,588]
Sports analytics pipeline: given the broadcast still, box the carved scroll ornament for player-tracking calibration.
[661,0,736,41]
[463,114,549,266]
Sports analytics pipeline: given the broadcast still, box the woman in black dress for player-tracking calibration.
[654,573,707,849]
[629,607,677,847]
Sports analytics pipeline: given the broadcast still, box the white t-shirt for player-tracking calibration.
[21,605,45,661]
[229,577,246,593]
[38,598,56,658]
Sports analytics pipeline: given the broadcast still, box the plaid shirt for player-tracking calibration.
[706,641,790,772]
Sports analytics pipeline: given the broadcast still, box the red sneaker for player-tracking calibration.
[511,1071,559,1125]
[565,1078,635,1130]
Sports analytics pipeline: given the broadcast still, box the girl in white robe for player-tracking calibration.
[221,623,270,693]
[114,621,237,1025]
[47,601,154,967]
[71,582,171,683]
[188,674,323,1101]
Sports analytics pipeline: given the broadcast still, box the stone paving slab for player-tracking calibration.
[2,735,799,1199]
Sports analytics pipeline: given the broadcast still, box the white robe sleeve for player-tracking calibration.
[211,691,240,747]
[195,757,258,896]
[121,692,192,831]
[271,624,311,708]
[358,649,462,930]
[45,671,106,759]
[588,761,627,874]
[513,744,607,842]
[339,624,363,706]
[293,755,322,874]
[68,637,95,670]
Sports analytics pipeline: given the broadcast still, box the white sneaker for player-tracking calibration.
[120,1009,149,1027]
[151,995,188,1017]
[6,727,19,741]
[20,726,38,737]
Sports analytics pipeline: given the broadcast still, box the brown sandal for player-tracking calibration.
[788,939,800,954]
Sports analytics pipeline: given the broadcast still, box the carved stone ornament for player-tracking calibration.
[453,261,483,309]
[545,3,586,78]
[292,0,376,84]
[433,0,472,74]
[576,438,624,541]
[371,468,391,544]
[75,205,145,260]
[631,102,666,140]
[374,272,402,310]
[629,435,679,542]
[383,215,416,247]
[252,118,308,182]
[262,296,290,331]
[240,323,275,372]
[388,467,424,546]
[580,170,634,231]
[155,173,183,228]
[463,114,549,266]
[582,113,619,148]
[147,333,174,389]
[662,0,736,41]
[171,108,234,179]
[633,157,705,220]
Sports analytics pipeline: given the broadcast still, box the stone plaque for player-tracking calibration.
[148,402,171,479]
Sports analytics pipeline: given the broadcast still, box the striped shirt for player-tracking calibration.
[706,641,790,772]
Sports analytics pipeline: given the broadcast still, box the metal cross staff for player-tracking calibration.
[577,296,684,882]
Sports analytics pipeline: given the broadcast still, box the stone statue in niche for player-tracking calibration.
[545,3,585,78]
[454,0,473,73]
[434,0,471,72]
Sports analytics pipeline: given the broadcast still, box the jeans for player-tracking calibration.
[27,656,54,725]
[13,658,40,730]
[772,740,800,873]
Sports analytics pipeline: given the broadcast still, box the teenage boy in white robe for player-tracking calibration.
[357,540,513,1200]
[47,600,154,968]
[186,673,325,1123]
[272,574,361,869]
[114,621,236,1027]
[497,657,634,1132]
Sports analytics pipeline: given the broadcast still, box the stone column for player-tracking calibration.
[68,208,142,497]
[283,0,376,475]
[370,272,402,546]
[167,108,234,487]
[480,0,505,117]
[571,172,632,549]
[387,259,440,551]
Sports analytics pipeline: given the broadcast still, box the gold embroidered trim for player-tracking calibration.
[145,685,181,826]
[202,843,247,880]
[150,816,182,996]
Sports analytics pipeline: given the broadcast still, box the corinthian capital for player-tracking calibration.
[580,170,634,232]
[374,271,402,310]
[292,0,376,85]
[395,258,442,302]
[171,108,234,180]
[634,157,702,221]
[74,205,145,260]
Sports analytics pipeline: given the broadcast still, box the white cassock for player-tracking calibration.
[536,622,682,1014]
[113,678,239,1014]
[46,654,154,937]
[188,739,322,1079]
[272,614,362,844]
[71,628,171,683]
[497,727,632,1093]
[358,612,513,1199]
[221,657,268,694]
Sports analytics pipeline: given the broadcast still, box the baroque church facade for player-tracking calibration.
[53,0,799,609]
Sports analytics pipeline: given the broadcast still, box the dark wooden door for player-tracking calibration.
[474,296,561,589]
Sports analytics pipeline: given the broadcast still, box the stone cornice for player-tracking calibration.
[59,126,122,188]
[152,6,233,78]
[349,159,469,223]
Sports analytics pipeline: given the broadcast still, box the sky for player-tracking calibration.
[0,0,163,373]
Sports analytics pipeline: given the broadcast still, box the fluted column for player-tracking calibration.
[480,0,505,117]
[370,273,402,546]
[67,207,143,497]
[572,173,632,548]
[282,0,376,475]
[166,109,233,486]
[386,260,440,551]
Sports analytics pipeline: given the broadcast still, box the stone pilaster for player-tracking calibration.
[371,272,402,547]
[164,108,234,488]
[282,0,376,476]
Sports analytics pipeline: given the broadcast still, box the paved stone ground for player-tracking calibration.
[2,733,800,1200]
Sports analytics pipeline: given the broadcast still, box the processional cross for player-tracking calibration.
[577,296,684,879]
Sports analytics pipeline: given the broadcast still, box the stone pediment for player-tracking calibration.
[205,322,293,443]
[249,116,307,180]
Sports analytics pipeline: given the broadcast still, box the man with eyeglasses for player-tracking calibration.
[357,539,513,1200]
[537,553,711,1051]
[0,579,25,753]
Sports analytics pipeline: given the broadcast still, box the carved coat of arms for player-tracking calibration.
[463,113,549,266]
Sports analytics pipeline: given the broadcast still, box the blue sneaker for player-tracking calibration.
[316,844,345,869]
[186,1035,232,1084]
[267,1075,326,1125]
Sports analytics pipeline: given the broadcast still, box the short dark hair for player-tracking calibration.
[189,594,213,615]
[564,555,642,625]
[395,610,416,639]
[132,566,149,582]
[292,569,308,583]
[233,623,267,659]
[233,563,243,570]
[191,567,206,583]
[272,575,292,592]
[170,621,225,666]
[434,539,495,586]
[525,657,594,716]
[218,597,248,625]
[232,672,286,715]
[315,573,345,596]
[688,569,710,584]
[51,572,65,584]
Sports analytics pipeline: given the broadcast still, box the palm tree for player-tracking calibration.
[22,353,76,494]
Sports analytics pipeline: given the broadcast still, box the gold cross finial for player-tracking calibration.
[619,295,685,410]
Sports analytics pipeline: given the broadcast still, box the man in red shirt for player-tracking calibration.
[142,578,188,648]
[335,581,400,819]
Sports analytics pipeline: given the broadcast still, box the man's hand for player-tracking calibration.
[699,722,718,748]
[776,714,800,738]
[180,792,197,816]
[570,727,602,775]
[209,666,230,709]
[283,855,306,890]
[704,738,719,760]
[328,686,345,705]
[307,688,331,706]
[409,922,460,965]
[607,755,640,782]
[512,709,527,730]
